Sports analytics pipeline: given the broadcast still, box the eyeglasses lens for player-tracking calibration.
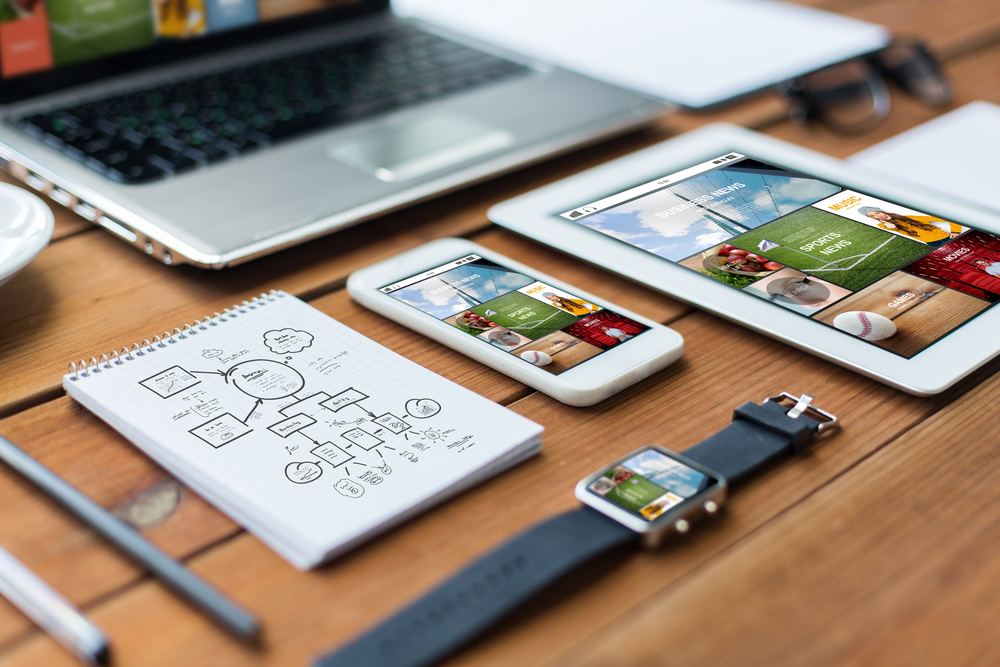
[799,60,890,132]
[876,41,955,107]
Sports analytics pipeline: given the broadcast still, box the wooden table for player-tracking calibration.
[1,1,998,664]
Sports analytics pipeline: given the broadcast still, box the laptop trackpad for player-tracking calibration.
[327,113,514,183]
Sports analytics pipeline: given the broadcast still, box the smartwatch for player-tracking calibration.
[316,392,838,667]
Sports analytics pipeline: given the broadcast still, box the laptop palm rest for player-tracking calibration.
[327,113,514,183]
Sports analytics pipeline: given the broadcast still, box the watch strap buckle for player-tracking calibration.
[765,392,840,437]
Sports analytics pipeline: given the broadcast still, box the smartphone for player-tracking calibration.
[347,238,684,406]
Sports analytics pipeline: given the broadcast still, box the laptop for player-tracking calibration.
[0,0,669,268]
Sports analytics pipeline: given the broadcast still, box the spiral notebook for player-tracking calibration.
[63,291,543,570]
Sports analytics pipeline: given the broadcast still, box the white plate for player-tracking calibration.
[0,183,54,288]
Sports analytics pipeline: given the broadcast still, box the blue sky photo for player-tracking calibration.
[623,449,709,498]
[577,167,841,262]
[389,261,535,320]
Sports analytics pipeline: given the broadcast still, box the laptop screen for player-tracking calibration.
[0,0,382,100]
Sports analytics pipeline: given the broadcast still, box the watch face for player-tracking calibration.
[585,447,722,523]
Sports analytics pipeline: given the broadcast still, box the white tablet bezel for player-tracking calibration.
[489,123,1000,395]
[347,238,685,406]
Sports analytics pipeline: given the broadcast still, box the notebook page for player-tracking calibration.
[64,292,543,569]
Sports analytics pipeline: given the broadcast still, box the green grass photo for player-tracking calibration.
[730,207,932,292]
[47,0,155,66]
[469,291,577,340]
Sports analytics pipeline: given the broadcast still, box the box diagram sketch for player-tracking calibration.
[129,324,482,497]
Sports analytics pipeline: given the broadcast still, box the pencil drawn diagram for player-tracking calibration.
[263,329,314,354]
[189,413,253,448]
[405,398,441,419]
[136,326,449,494]
[285,461,322,484]
[140,365,201,398]
[334,478,364,498]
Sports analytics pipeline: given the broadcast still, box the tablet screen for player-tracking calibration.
[379,254,650,374]
[560,153,999,358]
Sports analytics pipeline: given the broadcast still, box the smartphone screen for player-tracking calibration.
[559,153,1000,359]
[379,255,650,375]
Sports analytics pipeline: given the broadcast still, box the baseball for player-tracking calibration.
[832,311,897,341]
[520,350,552,366]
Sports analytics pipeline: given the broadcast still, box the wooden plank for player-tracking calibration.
[0,399,239,648]
[555,350,1000,667]
[668,0,1000,137]
[0,203,486,419]
[0,284,540,647]
[0,0,995,663]
[841,0,1000,59]
[667,97,790,136]
[0,117,691,420]
[0,227,684,647]
[811,272,990,359]
[6,10,996,420]
[793,0,1000,58]
[0,309,964,666]
[765,40,1000,159]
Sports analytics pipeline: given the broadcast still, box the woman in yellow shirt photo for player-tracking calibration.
[542,292,600,317]
[858,206,962,248]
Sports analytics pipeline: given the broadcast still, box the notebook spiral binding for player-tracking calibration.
[67,290,283,381]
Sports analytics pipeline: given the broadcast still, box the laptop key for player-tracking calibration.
[107,159,166,183]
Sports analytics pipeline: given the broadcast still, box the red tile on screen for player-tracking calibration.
[0,4,54,78]
[561,311,649,349]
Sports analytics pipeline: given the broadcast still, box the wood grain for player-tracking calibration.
[0,310,956,666]
[766,40,1000,159]
[0,399,239,649]
[0,116,689,420]
[0,227,685,647]
[0,283,547,647]
[812,272,990,358]
[556,349,1000,667]
[0,0,997,664]
[0,201,485,419]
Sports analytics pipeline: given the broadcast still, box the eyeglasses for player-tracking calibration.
[775,40,955,134]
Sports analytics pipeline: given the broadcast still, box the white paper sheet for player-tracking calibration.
[850,101,1000,215]
[63,292,543,569]
[394,0,890,109]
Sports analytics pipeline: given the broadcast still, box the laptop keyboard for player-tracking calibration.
[14,27,530,184]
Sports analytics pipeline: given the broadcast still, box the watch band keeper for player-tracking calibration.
[732,400,821,454]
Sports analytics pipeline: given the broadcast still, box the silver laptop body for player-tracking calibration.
[0,4,670,268]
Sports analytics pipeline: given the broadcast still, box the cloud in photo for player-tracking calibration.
[572,165,842,261]
[389,262,534,320]
[391,280,473,319]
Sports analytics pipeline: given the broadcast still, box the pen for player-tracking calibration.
[0,434,260,641]
[0,544,109,665]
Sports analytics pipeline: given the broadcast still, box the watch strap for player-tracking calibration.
[316,393,837,667]
[681,397,824,483]
[315,507,638,667]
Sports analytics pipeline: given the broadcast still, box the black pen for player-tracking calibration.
[0,434,260,641]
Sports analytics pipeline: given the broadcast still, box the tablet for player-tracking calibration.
[489,124,1000,395]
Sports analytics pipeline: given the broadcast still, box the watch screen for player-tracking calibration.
[588,448,717,522]
[379,254,650,375]
[560,153,999,358]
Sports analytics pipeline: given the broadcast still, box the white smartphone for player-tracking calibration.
[489,123,1000,395]
[347,238,684,406]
